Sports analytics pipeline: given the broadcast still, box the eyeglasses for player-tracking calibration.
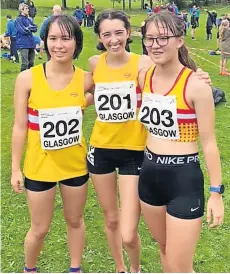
[143,35,179,47]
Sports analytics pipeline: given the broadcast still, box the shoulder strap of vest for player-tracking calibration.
[143,65,155,93]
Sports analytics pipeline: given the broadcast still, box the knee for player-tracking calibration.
[65,215,84,229]
[30,226,49,240]
[167,258,192,273]
[104,212,119,231]
[121,230,138,247]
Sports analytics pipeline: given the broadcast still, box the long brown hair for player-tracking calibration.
[142,11,197,71]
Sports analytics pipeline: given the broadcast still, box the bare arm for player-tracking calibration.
[11,70,31,192]
[188,77,224,227]
[84,71,95,107]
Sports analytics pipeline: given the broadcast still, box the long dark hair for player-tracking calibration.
[94,9,132,51]
[143,11,197,71]
[44,15,83,59]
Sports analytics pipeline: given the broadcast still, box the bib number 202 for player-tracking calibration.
[43,119,79,138]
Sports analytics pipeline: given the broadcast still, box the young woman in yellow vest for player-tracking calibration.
[86,9,211,273]
[11,15,93,273]
[137,12,224,272]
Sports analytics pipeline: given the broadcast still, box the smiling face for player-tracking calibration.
[98,19,130,55]
[47,22,76,63]
[144,20,184,66]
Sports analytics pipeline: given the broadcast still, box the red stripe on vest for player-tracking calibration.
[136,85,142,108]
[177,109,196,114]
[28,121,40,131]
[28,107,38,116]
[178,118,197,124]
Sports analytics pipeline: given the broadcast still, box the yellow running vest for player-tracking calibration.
[23,64,88,182]
[90,52,147,151]
[142,66,199,142]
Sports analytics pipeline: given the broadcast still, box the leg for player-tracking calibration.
[39,40,44,59]
[24,184,56,269]
[119,175,141,273]
[140,201,168,272]
[60,178,88,269]
[20,48,29,71]
[11,38,19,63]
[28,48,35,69]
[166,214,202,273]
[91,172,126,272]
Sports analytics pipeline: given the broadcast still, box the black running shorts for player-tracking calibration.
[138,147,205,219]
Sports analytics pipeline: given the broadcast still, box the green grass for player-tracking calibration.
[1,2,230,273]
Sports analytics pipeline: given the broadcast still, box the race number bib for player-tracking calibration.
[39,106,83,150]
[138,93,179,140]
[94,81,137,122]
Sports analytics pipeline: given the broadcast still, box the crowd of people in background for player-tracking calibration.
[1,0,230,75]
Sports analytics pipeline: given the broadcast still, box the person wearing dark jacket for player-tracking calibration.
[5,14,19,63]
[205,9,214,40]
[27,0,37,22]
[73,6,84,26]
[15,3,37,71]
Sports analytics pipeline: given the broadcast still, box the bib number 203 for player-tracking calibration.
[98,94,131,111]
[43,119,79,138]
[140,106,174,127]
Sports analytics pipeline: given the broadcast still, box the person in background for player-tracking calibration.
[145,4,153,15]
[5,14,19,63]
[15,3,37,71]
[33,35,43,59]
[205,9,214,40]
[73,6,84,26]
[85,2,93,27]
[153,5,160,13]
[219,19,230,76]
[0,35,10,50]
[195,6,200,27]
[90,5,96,26]
[211,10,217,27]
[27,0,37,22]
[190,5,197,40]
[40,5,62,40]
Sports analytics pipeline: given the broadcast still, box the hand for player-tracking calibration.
[207,193,224,228]
[11,170,25,193]
[195,68,212,86]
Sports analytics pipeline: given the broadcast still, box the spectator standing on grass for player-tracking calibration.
[5,14,19,63]
[219,19,230,76]
[85,2,93,27]
[15,3,37,71]
[190,6,197,40]
[27,0,37,22]
[205,9,214,40]
[195,6,200,27]
[90,5,96,26]
[40,5,62,40]
[73,6,84,26]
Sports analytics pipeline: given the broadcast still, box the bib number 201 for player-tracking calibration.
[98,94,131,111]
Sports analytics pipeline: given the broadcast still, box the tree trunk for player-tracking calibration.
[129,0,131,10]
[123,0,125,10]
[141,0,145,9]
[62,0,67,8]
[2,0,19,9]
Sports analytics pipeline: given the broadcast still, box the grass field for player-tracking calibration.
[1,1,230,273]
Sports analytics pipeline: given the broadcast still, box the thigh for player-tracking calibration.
[166,213,202,266]
[60,180,88,219]
[90,172,119,215]
[119,175,140,233]
[26,185,56,230]
[141,201,166,247]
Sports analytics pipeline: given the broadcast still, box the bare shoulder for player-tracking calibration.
[138,55,153,72]
[15,69,32,91]
[88,55,100,72]
[187,73,213,101]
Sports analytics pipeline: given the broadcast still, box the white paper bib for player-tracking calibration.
[39,106,83,150]
[94,81,137,122]
[138,93,179,140]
